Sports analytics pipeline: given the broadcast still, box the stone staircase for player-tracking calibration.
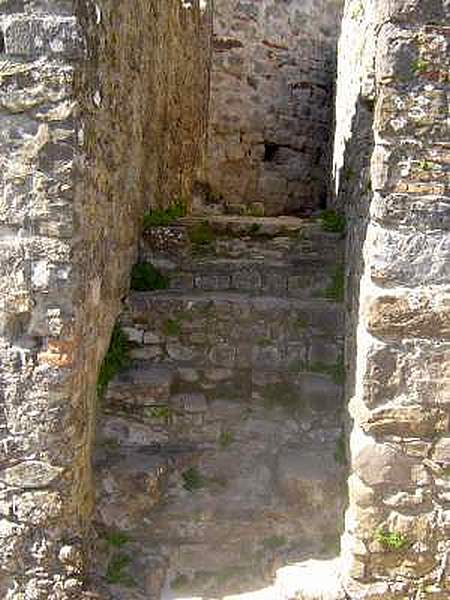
[93,216,347,600]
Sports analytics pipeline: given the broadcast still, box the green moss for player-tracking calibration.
[351,1,364,19]
[294,316,309,330]
[189,221,215,248]
[376,529,409,552]
[412,58,429,75]
[343,167,356,183]
[288,359,307,373]
[182,467,206,492]
[106,552,136,586]
[97,324,130,398]
[103,530,131,548]
[143,198,187,229]
[163,318,182,337]
[248,222,262,234]
[144,405,172,420]
[310,356,346,385]
[263,535,287,550]
[263,382,303,413]
[100,437,120,452]
[130,263,169,291]
[172,574,190,590]
[442,466,450,477]
[321,265,345,302]
[256,337,273,347]
[418,159,434,171]
[246,205,265,217]
[321,534,340,555]
[334,432,348,466]
[219,431,234,449]
[320,210,346,234]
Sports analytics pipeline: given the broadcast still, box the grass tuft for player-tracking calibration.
[322,265,345,302]
[97,324,130,398]
[130,263,169,291]
[182,467,206,492]
[104,530,131,548]
[143,198,187,229]
[219,431,234,449]
[189,221,215,249]
[106,552,136,586]
[320,210,346,234]
[162,318,182,337]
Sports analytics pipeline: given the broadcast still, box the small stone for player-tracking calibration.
[144,331,162,345]
[178,368,200,383]
[204,368,233,382]
[170,393,208,413]
[3,461,62,489]
[122,327,144,344]
[130,346,162,360]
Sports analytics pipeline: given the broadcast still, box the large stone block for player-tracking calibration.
[365,292,450,339]
[2,15,81,57]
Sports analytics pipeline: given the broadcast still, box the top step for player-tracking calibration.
[139,215,345,266]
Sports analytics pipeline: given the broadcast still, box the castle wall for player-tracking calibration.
[0,1,211,597]
[202,0,343,216]
[335,1,450,597]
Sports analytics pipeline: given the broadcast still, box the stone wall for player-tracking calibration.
[0,1,211,597]
[201,0,343,216]
[335,0,450,598]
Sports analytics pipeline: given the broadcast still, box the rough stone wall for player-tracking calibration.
[335,1,450,598]
[202,0,343,216]
[0,1,211,597]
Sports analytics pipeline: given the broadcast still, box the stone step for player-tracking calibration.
[120,291,344,372]
[100,362,343,449]
[148,257,342,298]
[105,365,174,406]
[139,216,344,275]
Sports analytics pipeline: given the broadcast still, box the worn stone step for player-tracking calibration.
[139,216,344,270]
[150,257,342,298]
[101,363,343,450]
[105,365,174,406]
[120,291,344,371]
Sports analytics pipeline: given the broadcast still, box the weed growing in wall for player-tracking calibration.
[320,210,346,234]
[130,263,169,291]
[376,529,409,552]
[97,324,130,398]
[143,198,187,229]
[219,430,234,449]
[412,58,429,75]
[418,159,433,171]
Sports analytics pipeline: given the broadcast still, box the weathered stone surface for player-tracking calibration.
[203,0,344,215]
[0,0,212,597]
[95,214,346,598]
[335,1,450,597]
